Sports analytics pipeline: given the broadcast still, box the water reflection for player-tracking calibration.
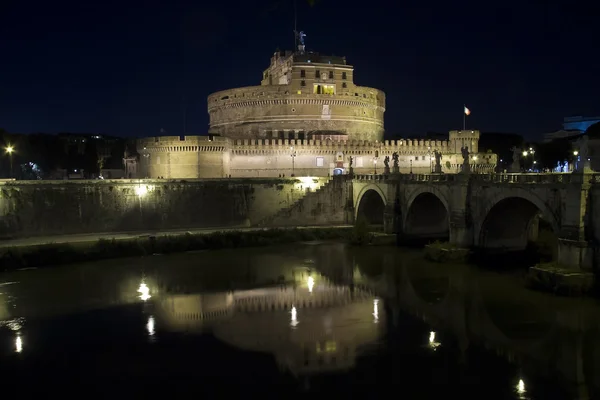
[0,243,597,397]
[517,379,526,398]
[15,335,23,353]
[307,276,314,293]
[290,306,299,328]
[147,316,155,337]
[138,283,151,301]
[373,298,379,323]
[428,331,440,350]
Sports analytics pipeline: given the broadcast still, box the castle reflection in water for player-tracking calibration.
[1,243,599,398]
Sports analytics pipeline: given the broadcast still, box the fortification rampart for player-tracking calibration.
[0,178,327,239]
[207,85,385,141]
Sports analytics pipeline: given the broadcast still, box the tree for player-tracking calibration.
[83,139,100,176]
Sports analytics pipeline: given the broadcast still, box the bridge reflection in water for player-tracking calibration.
[0,243,598,397]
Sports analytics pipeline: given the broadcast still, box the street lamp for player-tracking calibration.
[5,145,14,178]
[373,158,378,174]
[290,146,297,177]
[427,146,432,173]
[573,150,579,171]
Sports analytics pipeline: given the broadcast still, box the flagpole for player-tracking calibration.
[463,104,466,131]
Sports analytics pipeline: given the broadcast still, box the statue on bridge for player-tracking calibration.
[348,156,354,176]
[460,146,471,174]
[510,146,521,173]
[392,152,400,174]
[575,135,591,172]
[383,156,390,175]
[434,150,443,173]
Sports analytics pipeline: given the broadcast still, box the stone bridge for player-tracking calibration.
[351,172,600,270]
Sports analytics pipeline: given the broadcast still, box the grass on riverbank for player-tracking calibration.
[0,227,353,271]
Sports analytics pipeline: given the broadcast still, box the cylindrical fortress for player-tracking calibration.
[207,51,386,142]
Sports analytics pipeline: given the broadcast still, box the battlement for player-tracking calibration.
[138,135,228,154]
[207,85,384,111]
[231,138,451,154]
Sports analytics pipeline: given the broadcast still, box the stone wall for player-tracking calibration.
[264,177,352,227]
[0,178,329,239]
[207,85,385,141]
[137,135,497,179]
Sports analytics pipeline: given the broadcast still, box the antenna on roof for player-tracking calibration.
[293,0,298,50]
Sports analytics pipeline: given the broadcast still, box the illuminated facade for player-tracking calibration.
[137,49,498,178]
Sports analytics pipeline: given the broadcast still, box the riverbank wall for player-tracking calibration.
[0,178,331,239]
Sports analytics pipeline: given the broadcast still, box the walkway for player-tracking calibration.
[0,225,353,249]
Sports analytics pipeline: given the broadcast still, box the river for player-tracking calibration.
[0,242,597,398]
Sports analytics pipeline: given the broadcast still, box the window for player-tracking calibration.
[288,131,295,140]
[300,69,306,78]
[298,131,305,140]
[342,72,347,80]
[415,156,418,161]
[301,80,306,86]
[342,82,347,88]
[278,131,285,140]
[316,157,324,167]
[329,71,333,79]
[315,70,320,78]
[179,135,185,141]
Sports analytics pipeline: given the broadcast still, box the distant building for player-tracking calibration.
[543,116,600,142]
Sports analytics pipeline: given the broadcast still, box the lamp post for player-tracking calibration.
[427,146,432,173]
[290,146,297,177]
[573,150,579,171]
[5,145,14,178]
[373,158,378,175]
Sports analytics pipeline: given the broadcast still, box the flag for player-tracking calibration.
[464,106,471,116]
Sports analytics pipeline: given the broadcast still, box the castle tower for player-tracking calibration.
[207,49,386,142]
[449,130,480,154]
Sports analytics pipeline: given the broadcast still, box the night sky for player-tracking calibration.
[0,0,597,140]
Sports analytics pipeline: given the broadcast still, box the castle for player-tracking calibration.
[137,45,497,178]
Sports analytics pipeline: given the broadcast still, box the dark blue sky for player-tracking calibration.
[0,0,597,139]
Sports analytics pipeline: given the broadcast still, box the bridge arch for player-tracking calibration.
[355,184,387,226]
[475,190,560,251]
[404,187,450,239]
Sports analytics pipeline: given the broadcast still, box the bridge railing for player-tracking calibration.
[473,173,575,184]
[352,172,600,184]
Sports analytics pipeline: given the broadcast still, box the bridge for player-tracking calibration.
[351,172,600,270]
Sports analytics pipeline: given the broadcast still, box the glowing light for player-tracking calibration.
[574,150,579,156]
[15,335,22,353]
[373,298,379,322]
[147,316,155,336]
[290,305,299,328]
[138,283,151,301]
[428,331,441,350]
[523,151,528,156]
[135,185,148,196]
[297,177,319,191]
[307,276,314,293]
[5,145,14,154]
[516,379,526,395]
[472,156,478,160]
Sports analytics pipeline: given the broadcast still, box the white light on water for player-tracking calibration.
[373,298,379,322]
[15,335,22,353]
[517,379,526,394]
[428,331,441,350]
[138,283,151,301]
[307,276,314,293]
[290,306,299,328]
[147,316,155,336]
